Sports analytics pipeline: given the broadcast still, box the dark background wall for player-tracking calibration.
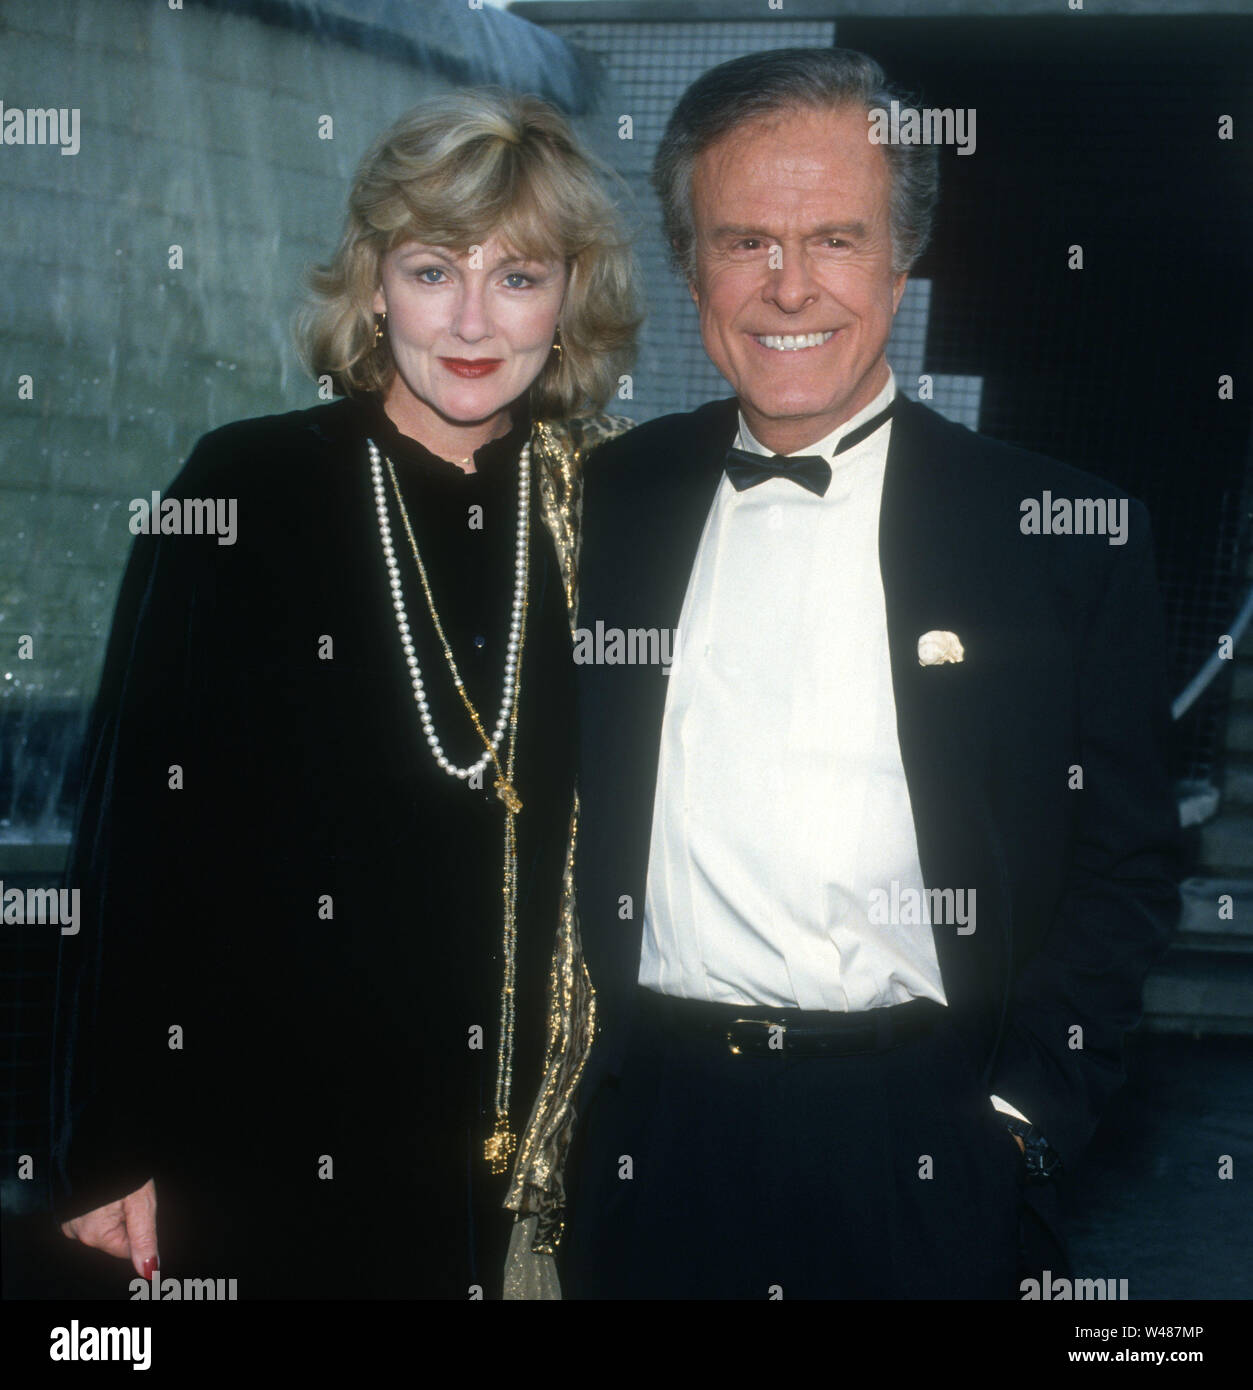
[832,14,1253,792]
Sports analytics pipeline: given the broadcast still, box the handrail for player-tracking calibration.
[1173,582,1253,721]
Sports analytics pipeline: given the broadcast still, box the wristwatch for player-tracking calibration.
[999,1115,1064,1184]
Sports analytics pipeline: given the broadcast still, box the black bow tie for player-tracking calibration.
[723,400,896,498]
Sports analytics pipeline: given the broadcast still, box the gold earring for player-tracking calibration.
[374,312,386,346]
[551,333,563,359]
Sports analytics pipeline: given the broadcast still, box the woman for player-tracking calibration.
[52,89,637,1299]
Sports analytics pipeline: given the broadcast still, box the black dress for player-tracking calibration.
[51,393,575,1298]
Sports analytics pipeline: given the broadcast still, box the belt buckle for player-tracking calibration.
[726,1018,782,1057]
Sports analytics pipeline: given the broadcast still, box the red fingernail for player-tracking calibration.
[142,1257,158,1280]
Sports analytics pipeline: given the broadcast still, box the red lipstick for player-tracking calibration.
[440,358,504,378]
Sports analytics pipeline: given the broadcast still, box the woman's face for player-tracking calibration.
[373,234,568,433]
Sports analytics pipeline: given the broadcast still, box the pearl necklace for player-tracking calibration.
[367,433,530,1172]
[367,437,531,788]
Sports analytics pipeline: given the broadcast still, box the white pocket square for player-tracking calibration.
[917,630,964,666]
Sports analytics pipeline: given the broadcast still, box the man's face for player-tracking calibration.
[688,103,908,454]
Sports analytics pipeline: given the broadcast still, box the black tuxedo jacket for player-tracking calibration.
[574,393,1182,1171]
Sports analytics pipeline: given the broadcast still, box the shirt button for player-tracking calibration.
[473,634,486,649]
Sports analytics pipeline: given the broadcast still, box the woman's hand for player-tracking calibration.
[60,1178,160,1279]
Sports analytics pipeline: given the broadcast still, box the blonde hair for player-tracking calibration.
[295,88,639,419]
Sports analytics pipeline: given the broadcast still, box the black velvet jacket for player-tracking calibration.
[52,395,577,1297]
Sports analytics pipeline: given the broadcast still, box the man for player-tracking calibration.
[560,48,1181,1299]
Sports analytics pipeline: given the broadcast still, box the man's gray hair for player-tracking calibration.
[652,47,940,280]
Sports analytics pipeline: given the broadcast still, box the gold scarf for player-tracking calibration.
[501,411,633,1298]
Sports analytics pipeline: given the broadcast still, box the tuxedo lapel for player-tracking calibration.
[627,398,739,632]
[878,398,1011,1026]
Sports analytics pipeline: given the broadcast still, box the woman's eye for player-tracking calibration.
[415,267,446,283]
[502,272,534,289]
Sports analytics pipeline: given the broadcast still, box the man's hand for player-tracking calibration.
[1012,1134,1026,1154]
[60,1178,159,1279]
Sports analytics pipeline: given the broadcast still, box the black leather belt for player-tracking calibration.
[635,986,945,1058]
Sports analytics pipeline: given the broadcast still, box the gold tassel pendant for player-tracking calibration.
[485,1121,517,1174]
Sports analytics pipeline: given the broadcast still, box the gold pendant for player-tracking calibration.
[495,779,522,814]
[484,1122,516,1174]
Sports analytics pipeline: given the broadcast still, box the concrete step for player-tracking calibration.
[1175,876,1253,948]
[1141,877,1253,1034]
[1142,947,1253,1035]
[1177,779,1220,827]
[1198,814,1253,872]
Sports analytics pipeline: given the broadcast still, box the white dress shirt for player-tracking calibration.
[638,369,949,1011]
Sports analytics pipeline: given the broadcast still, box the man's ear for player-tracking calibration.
[891,271,908,315]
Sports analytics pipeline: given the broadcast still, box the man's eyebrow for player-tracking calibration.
[808,221,868,239]
[708,221,869,240]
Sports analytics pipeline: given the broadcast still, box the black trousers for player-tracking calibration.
[561,992,1026,1300]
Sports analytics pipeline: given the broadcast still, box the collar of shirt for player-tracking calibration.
[358,391,530,488]
[734,367,897,462]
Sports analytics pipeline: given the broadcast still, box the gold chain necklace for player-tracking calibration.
[370,440,531,1173]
